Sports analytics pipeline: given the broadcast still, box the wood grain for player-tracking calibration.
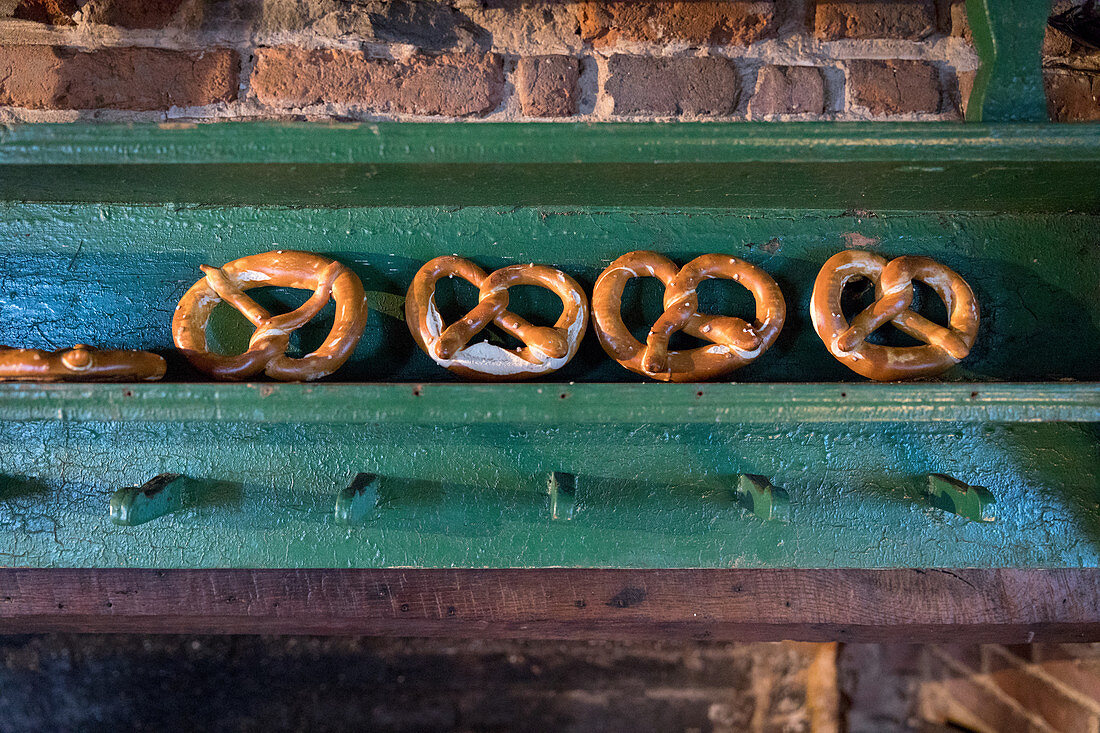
[0,569,1096,641]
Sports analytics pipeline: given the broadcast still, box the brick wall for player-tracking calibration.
[842,643,1100,733]
[1045,1,1100,121]
[0,0,984,122]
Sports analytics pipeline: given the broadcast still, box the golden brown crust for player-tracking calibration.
[810,250,980,381]
[0,344,166,382]
[591,251,786,382]
[172,250,368,382]
[405,256,588,381]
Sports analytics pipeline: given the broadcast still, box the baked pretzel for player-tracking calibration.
[592,251,786,382]
[405,256,588,380]
[810,250,979,381]
[0,344,166,382]
[173,250,368,381]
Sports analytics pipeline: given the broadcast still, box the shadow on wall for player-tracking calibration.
[0,635,839,732]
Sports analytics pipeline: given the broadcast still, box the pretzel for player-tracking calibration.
[810,250,979,381]
[592,251,786,382]
[173,250,368,381]
[405,256,588,380]
[0,344,166,382]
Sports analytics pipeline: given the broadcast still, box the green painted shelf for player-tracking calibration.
[2,382,1099,425]
[1,102,1099,570]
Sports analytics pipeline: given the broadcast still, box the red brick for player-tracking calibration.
[1046,1,1100,59]
[747,65,825,117]
[924,651,1041,733]
[849,60,941,115]
[1046,70,1100,122]
[986,647,1098,733]
[815,0,935,40]
[933,644,982,673]
[515,55,579,117]
[251,48,504,116]
[576,1,776,48]
[936,0,969,38]
[79,0,194,28]
[1045,25,1076,57]
[1038,643,1100,662]
[1029,644,1100,707]
[604,55,741,116]
[0,45,238,110]
[12,0,75,25]
[956,68,975,117]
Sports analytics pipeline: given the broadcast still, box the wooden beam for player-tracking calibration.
[0,569,1096,641]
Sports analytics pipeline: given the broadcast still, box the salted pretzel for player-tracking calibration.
[173,250,368,381]
[810,250,979,381]
[405,256,588,380]
[0,344,165,382]
[592,251,786,382]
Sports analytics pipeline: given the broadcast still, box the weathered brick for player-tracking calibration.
[516,55,580,117]
[251,48,504,116]
[747,65,825,117]
[1046,70,1100,122]
[1046,0,1100,59]
[986,647,1098,733]
[78,0,196,28]
[935,0,968,38]
[576,1,776,48]
[603,55,741,116]
[933,644,982,672]
[257,0,488,50]
[956,68,976,116]
[1045,25,1076,57]
[849,60,940,114]
[814,0,935,40]
[464,1,584,55]
[1037,659,1100,706]
[12,0,75,24]
[0,45,238,110]
[923,650,1040,733]
[1037,643,1100,662]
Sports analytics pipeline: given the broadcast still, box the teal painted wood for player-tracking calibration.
[0,420,1097,568]
[0,383,1098,425]
[3,123,1099,165]
[965,0,1049,122]
[0,123,1098,210]
[0,123,1097,569]
[1,205,1096,382]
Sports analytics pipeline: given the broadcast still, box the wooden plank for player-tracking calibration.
[0,569,1096,642]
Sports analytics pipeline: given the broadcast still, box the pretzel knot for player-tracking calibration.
[172,250,368,382]
[0,344,165,382]
[592,251,786,382]
[405,256,589,380]
[810,250,980,381]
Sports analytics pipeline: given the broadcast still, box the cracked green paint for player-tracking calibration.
[0,199,1095,568]
[0,72,1096,571]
